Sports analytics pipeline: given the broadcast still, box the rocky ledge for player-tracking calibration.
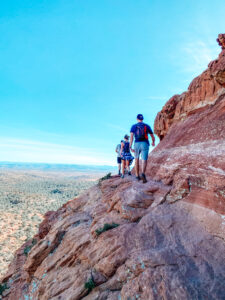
[1,35,225,300]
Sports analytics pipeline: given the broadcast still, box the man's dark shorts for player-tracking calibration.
[117,157,122,164]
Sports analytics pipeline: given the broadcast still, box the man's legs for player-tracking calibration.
[140,160,148,183]
[142,160,148,174]
[134,142,141,179]
[140,142,149,183]
[135,158,139,177]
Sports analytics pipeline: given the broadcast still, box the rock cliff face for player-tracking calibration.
[154,33,225,140]
[1,35,225,300]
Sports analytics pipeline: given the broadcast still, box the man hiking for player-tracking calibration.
[115,141,123,175]
[130,114,155,183]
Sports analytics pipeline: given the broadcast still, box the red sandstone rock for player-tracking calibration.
[154,34,225,140]
[1,34,225,300]
[217,33,225,49]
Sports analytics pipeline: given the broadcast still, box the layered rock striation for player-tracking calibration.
[154,33,225,140]
[1,35,225,300]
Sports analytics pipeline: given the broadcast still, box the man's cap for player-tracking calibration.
[124,134,129,140]
[137,114,144,120]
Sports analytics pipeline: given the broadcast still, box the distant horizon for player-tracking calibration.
[0,161,117,168]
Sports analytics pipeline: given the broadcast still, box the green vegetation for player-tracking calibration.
[84,278,96,293]
[95,223,119,236]
[0,282,8,295]
[24,238,37,256]
[98,173,112,185]
[0,170,96,216]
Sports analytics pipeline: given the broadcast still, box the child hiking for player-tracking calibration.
[120,135,134,178]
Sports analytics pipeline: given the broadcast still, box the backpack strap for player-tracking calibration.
[144,125,148,140]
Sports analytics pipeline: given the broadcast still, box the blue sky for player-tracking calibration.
[0,0,224,165]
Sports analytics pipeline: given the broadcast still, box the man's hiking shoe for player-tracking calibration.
[128,171,131,176]
[118,171,121,176]
[141,173,147,183]
[121,174,124,179]
[136,175,141,181]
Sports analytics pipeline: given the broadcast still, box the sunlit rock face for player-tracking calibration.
[154,33,225,140]
[151,34,225,216]
[1,35,225,300]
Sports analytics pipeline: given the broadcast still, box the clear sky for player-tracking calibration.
[0,0,224,165]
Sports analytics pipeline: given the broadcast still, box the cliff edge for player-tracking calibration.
[1,35,225,300]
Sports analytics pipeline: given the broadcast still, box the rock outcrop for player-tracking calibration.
[154,34,225,140]
[1,35,225,300]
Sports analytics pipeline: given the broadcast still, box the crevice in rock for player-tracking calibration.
[49,230,66,254]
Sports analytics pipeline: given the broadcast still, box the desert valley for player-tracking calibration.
[0,163,114,278]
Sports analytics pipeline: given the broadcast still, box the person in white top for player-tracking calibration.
[115,141,122,175]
